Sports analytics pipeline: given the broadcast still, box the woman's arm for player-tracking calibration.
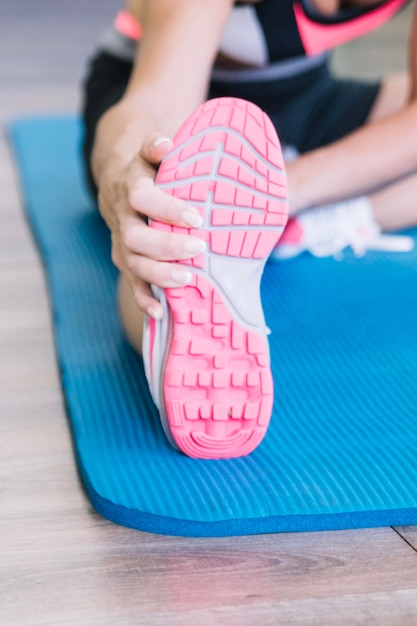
[287,103,417,212]
[287,2,417,213]
[92,0,232,318]
[93,0,232,182]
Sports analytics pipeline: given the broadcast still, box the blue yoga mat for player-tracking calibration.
[9,115,417,536]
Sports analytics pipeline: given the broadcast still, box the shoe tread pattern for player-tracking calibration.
[152,98,288,459]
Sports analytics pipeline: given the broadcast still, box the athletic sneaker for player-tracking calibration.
[142,97,288,459]
[271,197,414,260]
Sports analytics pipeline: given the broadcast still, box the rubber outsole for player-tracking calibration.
[150,97,288,459]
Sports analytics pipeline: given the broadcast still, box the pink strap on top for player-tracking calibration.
[114,10,142,40]
[294,0,409,55]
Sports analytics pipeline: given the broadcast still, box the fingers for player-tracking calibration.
[112,221,204,318]
[140,133,173,165]
[125,164,203,228]
[126,254,195,290]
[120,212,206,261]
[126,131,203,228]
[100,130,206,320]
[112,232,163,319]
[131,279,164,321]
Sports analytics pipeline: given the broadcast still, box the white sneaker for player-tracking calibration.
[272,197,414,260]
[142,97,288,459]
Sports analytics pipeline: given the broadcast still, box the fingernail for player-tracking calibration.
[153,137,171,148]
[147,306,163,320]
[170,269,193,285]
[183,210,203,228]
[183,238,207,255]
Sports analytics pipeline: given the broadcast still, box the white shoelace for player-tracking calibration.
[299,198,414,259]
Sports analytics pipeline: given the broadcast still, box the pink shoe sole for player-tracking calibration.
[151,97,288,459]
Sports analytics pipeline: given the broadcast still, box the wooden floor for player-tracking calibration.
[2,3,417,624]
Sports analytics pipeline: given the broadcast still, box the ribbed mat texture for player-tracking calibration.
[9,115,417,536]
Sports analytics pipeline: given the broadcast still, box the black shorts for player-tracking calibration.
[81,50,380,197]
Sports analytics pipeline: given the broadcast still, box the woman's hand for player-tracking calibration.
[91,0,234,318]
[97,132,205,320]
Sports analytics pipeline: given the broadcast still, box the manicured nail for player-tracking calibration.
[147,306,162,320]
[183,210,203,228]
[183,238,207,255]
[153,137,171,148]
[170,269,193,285]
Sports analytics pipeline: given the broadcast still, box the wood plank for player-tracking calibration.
[395,526,417,552]
[3,519,417,623]
[113,590,417,626]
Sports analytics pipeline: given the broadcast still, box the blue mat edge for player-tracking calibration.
[87,472,417,535]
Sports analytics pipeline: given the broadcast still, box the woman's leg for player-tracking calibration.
[364,73,417,232]
[118,275,145,353]
[371,170,417,231]
[366,73,409,123]
[366,72,417,231]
